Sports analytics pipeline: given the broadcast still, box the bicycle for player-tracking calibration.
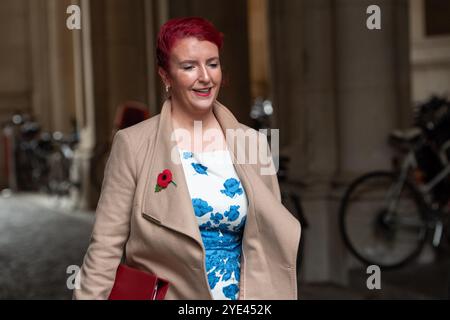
[339,96,450,269]
[12,114,52,192]
[4,113,80,196]
[46,127,80,196]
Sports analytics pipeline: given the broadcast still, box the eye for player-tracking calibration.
[209,62,220,68]
[182,65,194,71]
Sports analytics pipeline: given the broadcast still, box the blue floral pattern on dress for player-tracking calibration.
[207,268,221,289]
[218,222,231,232]
[200,229,243,296]
[210,212,224,224]
[224,205,241,222]
[200,221,213,230]
[191,163,208,175]
[192,198,213,217]
[223,284,239,300]
[220,178,243,198]
[183,151,193,159]
[179,148,248,300]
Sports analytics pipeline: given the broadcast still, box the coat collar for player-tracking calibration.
[142,99,259,248]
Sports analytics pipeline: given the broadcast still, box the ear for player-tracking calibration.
[158,67,170,87]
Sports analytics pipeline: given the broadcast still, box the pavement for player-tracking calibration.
[299,260,449,299]
[0,192,448,300]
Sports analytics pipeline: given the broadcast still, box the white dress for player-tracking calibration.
[178,148,248,300]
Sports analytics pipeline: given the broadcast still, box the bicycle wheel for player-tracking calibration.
[339,171,428,269]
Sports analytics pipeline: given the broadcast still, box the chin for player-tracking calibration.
[190,97,217,111]
[191,102,214,113]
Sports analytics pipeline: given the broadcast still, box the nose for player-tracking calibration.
[198,65,211,84]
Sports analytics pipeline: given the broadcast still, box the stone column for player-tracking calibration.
[144,0,169,115]
[87,0,153,207]
[0,0,31,188]
[334,0,412,270]
[267,0,305,150]
[268,0,339,182]
[47,0,77,133]
[268,0,411,285]
[297,0,347,285]
[89,0,150,145]
[335,0,411,180]
[70,0,96,210]
[269,0,347,285]
[29,0,51,132]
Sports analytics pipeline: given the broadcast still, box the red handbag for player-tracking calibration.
[108,264,170,300]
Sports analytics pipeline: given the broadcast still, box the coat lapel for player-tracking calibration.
[142,99,203,247]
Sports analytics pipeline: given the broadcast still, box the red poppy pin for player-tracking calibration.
[155,169,177,192]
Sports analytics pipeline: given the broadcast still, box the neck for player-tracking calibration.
[170,99,217,132]
[169,99,226,152]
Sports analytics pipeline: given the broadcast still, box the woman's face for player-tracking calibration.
[161,37,222,115]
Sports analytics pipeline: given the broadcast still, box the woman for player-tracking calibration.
[74,17,300,300]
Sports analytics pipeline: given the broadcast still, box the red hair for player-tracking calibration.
[156,17,224,72]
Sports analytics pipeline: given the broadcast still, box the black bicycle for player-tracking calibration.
[5,113,80,195]
[339,96,450,269]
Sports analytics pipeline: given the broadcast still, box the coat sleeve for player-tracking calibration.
[73,130,136,299]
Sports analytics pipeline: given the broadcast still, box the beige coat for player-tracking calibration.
[73,100,301,300]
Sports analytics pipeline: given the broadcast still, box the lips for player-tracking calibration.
[192,87,212,97]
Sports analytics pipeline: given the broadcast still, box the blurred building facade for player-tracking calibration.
[0,0,449,285]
